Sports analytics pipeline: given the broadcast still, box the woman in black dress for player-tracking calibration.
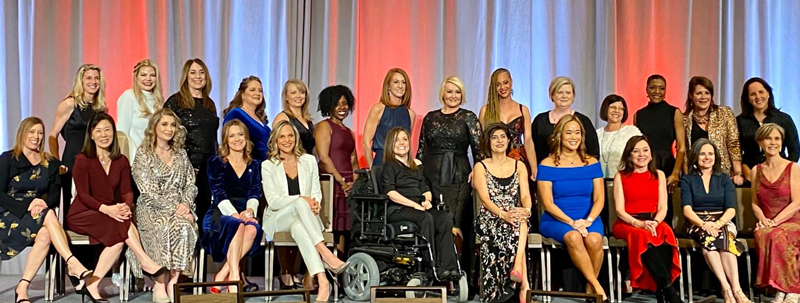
[418,76,482,291]
[48,64,107,224]
[273,79,315,154]
[2,117,93,303]
[164,58,219,225]
[736,77,800,182]
[634,74,686,192]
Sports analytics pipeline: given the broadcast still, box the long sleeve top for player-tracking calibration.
[737,110,800,168]
[69,154,133,212]
[0,151,61,217]
[680,173,736,211]
[116,89,157,163]
[224,108,272,162]
[207,155,262,216]
[683,106,741,175]
[132,147,198,218]
[164,93,219,168]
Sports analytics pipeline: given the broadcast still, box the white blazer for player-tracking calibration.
[261,153,323,238]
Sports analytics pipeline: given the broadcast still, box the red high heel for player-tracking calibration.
[510,270,523,283]
[209,273,228,294]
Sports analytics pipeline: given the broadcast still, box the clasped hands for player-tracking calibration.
[414,199,433,212]
[303,196,321,215]
[100,203,133,222]
[755,218,777,230]
[500,207,531,226]
[631,219,659,237]
[27,198,49,218]
[699,220,724,237]
[231,208,258,223]
[570,219,592,237]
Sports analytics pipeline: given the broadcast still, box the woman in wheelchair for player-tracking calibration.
[380,127,459,280]
[473,123,532,303]
[261,120,349,302]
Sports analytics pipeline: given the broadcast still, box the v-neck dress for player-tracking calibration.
[201,155,264,262]
[224,108,272,161]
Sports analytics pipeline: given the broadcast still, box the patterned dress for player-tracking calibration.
[0,152,60,260]
[754,163,800,293]
[131,147,198,276]
[475,161,525,303]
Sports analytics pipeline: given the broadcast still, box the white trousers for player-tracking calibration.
[273,198,326,275]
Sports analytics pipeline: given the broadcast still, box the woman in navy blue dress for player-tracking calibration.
[223,76,271,162]
[538,114,606,301]
[202,119,264,293]
[362,68,415,167]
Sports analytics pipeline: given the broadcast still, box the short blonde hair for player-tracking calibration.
[281,79,312,122]
[267,120,306,162]
[548,76,576,101]
[438,76,466,106]
[755,123,785,142]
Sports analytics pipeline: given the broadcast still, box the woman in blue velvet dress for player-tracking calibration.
[202,119,264,293]
[538,114,607,301]
[222,76,271,162]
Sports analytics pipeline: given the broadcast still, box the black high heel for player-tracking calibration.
[66,255,93,289]
[15,279,31,303]
[142,265,169,278]
[80,286,109,303]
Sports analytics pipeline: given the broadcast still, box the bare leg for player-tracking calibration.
[315,272,331,301]
[166,270,182,298]
[40,211,92,279]
[515,223,530,302]
[16,227,52,301]
[226,225,245,287]
[563,231,606,300]
[277,247,295,286]
[86,242,124,299]
[719,251,743,291]
[584,233,605,296]
[315,242,345,268]
[701,250,733,290]
[124,224,167,298]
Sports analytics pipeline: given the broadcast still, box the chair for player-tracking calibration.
[672,188,753,303]
[733,187,755,300]
[536,191,615,303]
[243,288,312,303]
[264,173,337,302]
[604,179,628,303]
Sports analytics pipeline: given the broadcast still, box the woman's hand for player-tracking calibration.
[59,165,69,175]
[238,209,257,223]
[100,204,131,222]
[303,196,321,215]
[341,181,354,195]
[421,200,433,211]
[666,174,680,193]
[701,221,721,237]
[28,198,48,218]
[731,175,744,186]
[500,211,517,225]
[643,220,658,236]
[755,218,776,230]
[571,220,589,237]
[175,203,193,220]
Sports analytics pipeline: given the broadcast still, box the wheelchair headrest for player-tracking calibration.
[370,166,383,194]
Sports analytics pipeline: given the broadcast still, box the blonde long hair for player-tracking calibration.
[281,79,312,122]
[12,117,54,167]
[549,114,590,166]
[483,68,510,125]
[267,120,306,162]
[67,64,107,112]
[141,108,187,153]
[131,59,164,116]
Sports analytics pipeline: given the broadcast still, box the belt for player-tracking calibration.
[428,149,467,186]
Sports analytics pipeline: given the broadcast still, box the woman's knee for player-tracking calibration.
[243,225,258,240]
[563,231,584,247]
[584,233,603,251]
[34,227,51,245]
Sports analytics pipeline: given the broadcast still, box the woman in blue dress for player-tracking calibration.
[223,76,271,162]
[538,114,607,301]
[202,119,264,293]
[362,68,415,167]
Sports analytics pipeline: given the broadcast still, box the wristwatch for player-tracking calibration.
[586,217,594,223]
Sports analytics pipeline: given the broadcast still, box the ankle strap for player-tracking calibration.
[19,278,31,283]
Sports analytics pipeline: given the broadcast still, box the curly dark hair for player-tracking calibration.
[317,85,355,117]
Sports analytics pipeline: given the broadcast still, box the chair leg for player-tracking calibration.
[745,248,753,300]
[615,248,622,303]
[44,251,52,302]
[678,248,685,302]
[265,243,275,303]
[687,249,693,303]
[333,248,339,303]
[539,247,546,294]
[545,246,552,303]
[605,246,614,303]
[119,256,127,302]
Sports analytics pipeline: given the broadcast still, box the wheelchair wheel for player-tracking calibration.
[405,278,427,299]
[456,275,469,302]
[343,253,380,301]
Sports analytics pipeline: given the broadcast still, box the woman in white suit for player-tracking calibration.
[261,120,349,302]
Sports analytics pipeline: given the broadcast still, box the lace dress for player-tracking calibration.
[475,161,525,303]
[417,108,481,227]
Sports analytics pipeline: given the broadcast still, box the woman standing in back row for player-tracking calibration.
[363,68,416,167]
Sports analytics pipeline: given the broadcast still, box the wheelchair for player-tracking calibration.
[341,166,469,302]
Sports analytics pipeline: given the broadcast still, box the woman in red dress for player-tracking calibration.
[751,123,800,302]
[611,136,682,303]
[66,113,169,302]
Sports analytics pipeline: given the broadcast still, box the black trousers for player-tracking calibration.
[641,244,676,290]
[388,207,458,270]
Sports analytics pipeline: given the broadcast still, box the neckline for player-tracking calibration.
[760,162,792,185]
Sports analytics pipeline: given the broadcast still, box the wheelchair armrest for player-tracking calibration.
[351,194,389,201]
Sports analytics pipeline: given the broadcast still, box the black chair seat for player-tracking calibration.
[386,221,418,238]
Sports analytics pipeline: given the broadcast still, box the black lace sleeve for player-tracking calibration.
[463,110,483,162]
[416,114,430,161]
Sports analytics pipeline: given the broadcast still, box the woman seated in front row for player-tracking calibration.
[611,136,682,303]
[261,120,349,302]
[380,126,459,280]
[202,119,264,293]
[680,138,750,303]
[537,114,606,301]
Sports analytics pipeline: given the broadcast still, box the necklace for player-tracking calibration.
[693,111,709,125]
[600,128,623,174]
[99,155,109,166]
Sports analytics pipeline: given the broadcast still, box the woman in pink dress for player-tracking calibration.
[751,123,800,302]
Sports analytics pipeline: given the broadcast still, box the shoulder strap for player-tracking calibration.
[518,104,524,116]
[479,161,487,170]
[755,164,763,192]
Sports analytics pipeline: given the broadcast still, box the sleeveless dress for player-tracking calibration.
[321,120,355,231]
[505,105,528,166]
[60,105,98,226]
[538,162,604,244]
[285,112,316,154]
[475,161,525,303]
[635,101,678,174]
[371,106,411,167]
[754,163,800,293]
[611,171,680,291]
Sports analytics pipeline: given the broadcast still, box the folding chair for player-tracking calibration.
[604,179,628,303]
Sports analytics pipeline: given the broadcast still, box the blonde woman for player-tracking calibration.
[262,120,349,302]
[362,68,416,167]
[132,108,198,301]
[116,59,164,162]
[273,79,315,154]
[48,64,107,219]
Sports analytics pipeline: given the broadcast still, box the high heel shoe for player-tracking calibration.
[733,289,752,303]
[80,287,109,303]
[210,272,228,294]
[773,292,787,303]
[323,260,350,275]
[15,279,31,303]
[723,288,736,303]
[142,265,169,278]
[152,293,171,303]
[65,255,93,289]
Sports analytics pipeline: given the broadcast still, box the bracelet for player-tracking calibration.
[586,217,594,223]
